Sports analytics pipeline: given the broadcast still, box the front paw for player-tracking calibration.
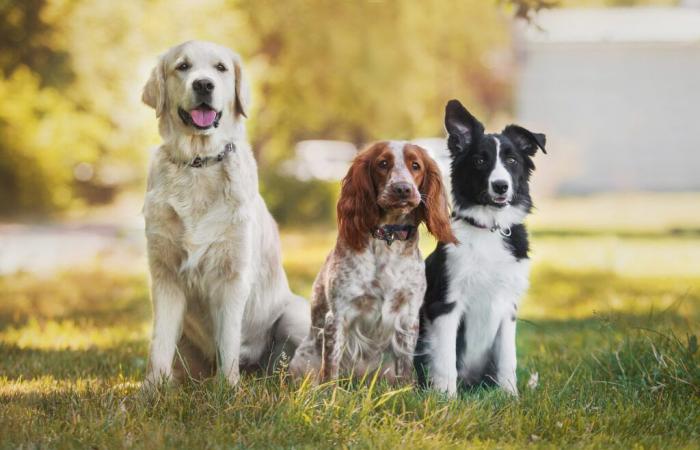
[226,370,240,387]
[142,370,172,392]
[430,372,457,397]
[498,376,519,396]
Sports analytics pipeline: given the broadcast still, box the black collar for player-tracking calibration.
[372,224,416,246]
[172,143,235,168]
[451,212,512,237]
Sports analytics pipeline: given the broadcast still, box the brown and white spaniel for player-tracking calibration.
[290,141,456,383]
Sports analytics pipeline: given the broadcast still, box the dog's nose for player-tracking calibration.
[492,180,509,195]
[392,182,413,199]
[192,78,215,94]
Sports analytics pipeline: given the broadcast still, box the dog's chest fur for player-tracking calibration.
[323,239,425,370]
[145,151,253,278]
[443,220,529,378]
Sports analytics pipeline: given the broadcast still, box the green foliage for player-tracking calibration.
[240,0,510,163]
[0,67,111,215]
[260,170,339,228]
[0,0,683,216]
[0,0,511,216]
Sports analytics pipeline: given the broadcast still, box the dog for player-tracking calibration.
[414,99,547,396]
[141,40,309,387]
[289,142,455,383]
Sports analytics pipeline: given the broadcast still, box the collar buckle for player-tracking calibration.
[372,224,415,246]
[179,142,236,168]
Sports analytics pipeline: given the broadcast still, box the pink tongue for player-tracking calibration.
[190,108,217,127]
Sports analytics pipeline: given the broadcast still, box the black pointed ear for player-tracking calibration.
[503,124,547,156]
[444,99,484,156]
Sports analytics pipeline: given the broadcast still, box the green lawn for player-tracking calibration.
[1,231,699,449]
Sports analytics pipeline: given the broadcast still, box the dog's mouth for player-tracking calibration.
[479,191,509,208]
[178,104,222,129]
[381,198,420,212]
[491,196,509,208]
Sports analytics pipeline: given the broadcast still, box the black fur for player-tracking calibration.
[504,223,529,261]
[414,99,546,390]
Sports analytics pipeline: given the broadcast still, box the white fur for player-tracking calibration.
[488,136,513,202]
[424,219,529,396]
[142,41,309,387]
[452,204,528,231]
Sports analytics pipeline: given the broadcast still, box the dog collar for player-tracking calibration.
[451,212,512,237]
[173,143,235,168]
[372,224,416,246]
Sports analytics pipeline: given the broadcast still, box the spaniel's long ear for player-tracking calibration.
[337,146,381,252]
[142,55,167,118]
[231,51,251,118]
[417,149,457,244]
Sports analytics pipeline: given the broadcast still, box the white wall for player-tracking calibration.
[517,41,700,193]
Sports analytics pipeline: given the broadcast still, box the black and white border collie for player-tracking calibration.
[414,99,547,396]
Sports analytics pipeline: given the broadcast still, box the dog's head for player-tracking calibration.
[337,141,456,251]
[142,40,250,135]
[444,99,546,214]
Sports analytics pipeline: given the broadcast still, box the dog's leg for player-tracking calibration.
[426,307,461,396]
[145,274,187,387]
[213,277,252,387]
[319,311,344,382]
[276,294,312,349]
[392,291,422,383]
[493,313,518,396]
[393,318,419,383]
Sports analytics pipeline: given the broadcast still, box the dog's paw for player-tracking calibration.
[430,372,457,397]
[226,371,240,387]
[498,377,519,397]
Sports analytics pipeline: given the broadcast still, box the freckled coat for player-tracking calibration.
[293,234,426,381]
[289,141,455,382]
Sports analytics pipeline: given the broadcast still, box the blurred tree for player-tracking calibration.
[238,0,511,164]
[0,0,676,218]
[0,0,72,86]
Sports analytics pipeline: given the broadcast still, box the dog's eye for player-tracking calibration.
[474,157,486,166]
[378,160,389,169]
[411,162,421,171]
[505,157,517,165]
[176,62,191,71]
[215,63,227,72]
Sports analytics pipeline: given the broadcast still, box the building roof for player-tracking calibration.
[523,7,700,44]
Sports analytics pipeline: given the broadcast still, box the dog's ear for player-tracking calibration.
[337,144,382,252]
[231,51,251,118]
[503,124,547,156]
[142,55,166,118]
[444,99,484,156]
[415,147,457,245]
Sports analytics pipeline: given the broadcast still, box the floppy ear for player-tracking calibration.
[231,52,251,118]
[337,145,381,252]
[503,124,547,156]
[444,99,484,157]
[142,56,166,118]
[416,149,457,244]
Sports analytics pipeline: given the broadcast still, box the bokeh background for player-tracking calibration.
[1,1,699,447]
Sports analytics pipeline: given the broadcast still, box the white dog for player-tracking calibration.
[141,40,309,387]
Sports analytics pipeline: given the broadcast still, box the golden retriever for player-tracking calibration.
[141,40,309,387]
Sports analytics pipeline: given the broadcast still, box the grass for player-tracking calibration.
[1,231,699,449]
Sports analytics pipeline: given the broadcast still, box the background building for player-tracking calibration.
[516,6,700,194]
